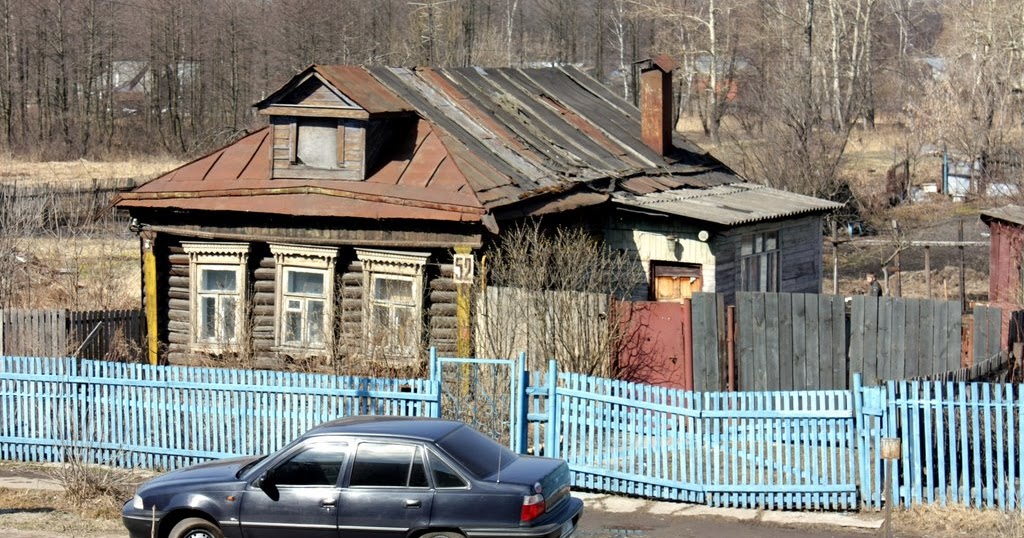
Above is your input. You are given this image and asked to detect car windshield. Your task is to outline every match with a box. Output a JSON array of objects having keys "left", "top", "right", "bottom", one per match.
[
  {"left": 236, "top": 456, "right": 266, "bottom": 478},
  {"left": 436, "top": 425, "right": 517, "bottom": 479}
]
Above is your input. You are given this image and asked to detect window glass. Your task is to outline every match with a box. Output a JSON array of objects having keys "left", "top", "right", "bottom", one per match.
[
  {"left": 200, "top": 297, "right": 216, "bottom": 339},
  {"left": 273, "top": 443, "right": 348, "bottom": 487},
  {"left": 288, "top": 270, "right": 325, "bottom": 295},
  {"left": 201, "top": 269, "right": 236, "bottom": 292},
  {"left": 436, "top": 425, "right": 517, "bottom": 479},
  {"left": 740, "top": 231, "right": 781, "bottom": 292},
  {"left": 308, "top": 300, "right": 325, "bottom": 344},
  {"left": 428, "top": 451, "right": 467, "bottom": 488},
  {"left": 280, "top": 267, "right": 329, "bottom": 348},
  {"left": 350, "top": 443, "right": 421, "bottom": 487}
]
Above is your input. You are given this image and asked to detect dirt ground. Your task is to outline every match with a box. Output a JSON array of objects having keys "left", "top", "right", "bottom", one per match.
[{"left": 0, "top": 459, "right": 1021, "bottom": 538}]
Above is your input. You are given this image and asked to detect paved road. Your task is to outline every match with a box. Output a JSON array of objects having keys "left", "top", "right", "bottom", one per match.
[{"left": 579, "top": 508, "right": 874, "bottom": 538}]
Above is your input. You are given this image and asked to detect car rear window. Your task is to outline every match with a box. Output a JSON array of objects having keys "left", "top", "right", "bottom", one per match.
[{"left": 436, "top": 425, "right": 517, "bottom": 479}]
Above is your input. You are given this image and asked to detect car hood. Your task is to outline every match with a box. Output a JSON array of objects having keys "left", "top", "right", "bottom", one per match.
[{"left": 140, "top": 456, "right": 261, "bottom": 491}]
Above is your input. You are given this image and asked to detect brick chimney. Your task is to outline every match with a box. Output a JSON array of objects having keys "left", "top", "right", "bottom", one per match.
[{"left": 639, "top": 55, "right": 677, "bottom": 156}]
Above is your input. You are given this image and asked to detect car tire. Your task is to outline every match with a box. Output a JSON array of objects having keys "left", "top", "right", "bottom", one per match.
[
  {"left": 168, "top": 517, "right": 223, "bottom": 538},
  {"left": 418, "top": 532, "right": 465, "bottom": 538}
]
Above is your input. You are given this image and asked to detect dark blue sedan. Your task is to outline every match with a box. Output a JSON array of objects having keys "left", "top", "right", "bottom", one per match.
[{"left": 122, "top": 416, "right": 583, "bottom": 538}]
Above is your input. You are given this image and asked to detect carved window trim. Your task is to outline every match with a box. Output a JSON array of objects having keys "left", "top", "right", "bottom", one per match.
[
  {"left": 355, "top": 249, "right": 430, "bottom": 361},
  {"left": 270, "top": 244, "right": 339, "bottom": 352},
  {"left": 181, "top": 242, "right": 250, "bottom": 353}
]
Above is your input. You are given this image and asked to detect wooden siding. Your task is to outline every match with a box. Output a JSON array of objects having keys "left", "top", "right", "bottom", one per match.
[
  {"left": 428, "top": 264, "right": 458, "bottom": 355},
  {"left": 270, "top": 116, "right": 367, "bottom": 181},
  {"left": 714, "top": 216, "right": 823, "bottom": 304},
  {"left": 164, "top": 243, "right": 191, "bottom": 364},
  {"left": 157, "top": 235, "right": 459, "bottom": 368},
  {"left": 603, "top": 216, "right": 717, "bottom": 301}
]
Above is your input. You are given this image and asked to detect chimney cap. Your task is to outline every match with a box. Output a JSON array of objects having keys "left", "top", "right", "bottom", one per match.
[{"left": 637, "top": 54, "right": 677, "bottom": 73}]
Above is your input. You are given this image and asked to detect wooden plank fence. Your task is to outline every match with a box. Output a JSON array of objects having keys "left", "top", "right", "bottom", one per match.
[
  {"left": 849, "top": 297, "right": 963, "bottom": 386},
  {"left": 684, "top": 294, "right": 1008, "bottom": 391},
  {"left": 736, "top": 292, "right": 847, "bottom": 391},
  {"left": 0, "top": 309, "right": 142, "bottom": 360}
]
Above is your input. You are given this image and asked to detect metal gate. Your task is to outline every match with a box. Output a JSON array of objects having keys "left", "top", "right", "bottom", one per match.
[{"left": 430, "top": 349, "right": 524, "bottom": 450}]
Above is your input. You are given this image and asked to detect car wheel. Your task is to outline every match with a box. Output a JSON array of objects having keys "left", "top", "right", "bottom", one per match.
[
  {"left": 168, "top": 517, "right": 223, "bottom": 538},
  {"left": 418, "top": 532, "right": 464, "bottom": 538}
]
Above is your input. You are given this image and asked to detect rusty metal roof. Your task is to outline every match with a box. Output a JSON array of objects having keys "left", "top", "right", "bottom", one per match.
[
  {"left": 981, "top": 205, "right": 1024, "bottom": 227},
  {"left": 118, "top": 64, "right": 839, "bottom": 226},
  {"left": 613, "top": 183, "right": 843, "bottom": 226}
]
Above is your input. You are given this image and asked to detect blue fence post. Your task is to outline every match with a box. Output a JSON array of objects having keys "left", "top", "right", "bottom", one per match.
[
  {"left": 428, "top": 347, "right": 441, "bottom": 418},
  {"left": 514, "top": 352, "right": 528, "bottom": 454},
  {"left": 852, "top": 373, "right": 868, "bottom": 509},
  {"left": 546, "top": 359, "right": 558, "bottom": 459}
]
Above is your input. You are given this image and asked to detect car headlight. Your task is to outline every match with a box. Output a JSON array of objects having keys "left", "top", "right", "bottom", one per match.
[{"left": 132, "top": 495, "right": 144, "bottom": 510}]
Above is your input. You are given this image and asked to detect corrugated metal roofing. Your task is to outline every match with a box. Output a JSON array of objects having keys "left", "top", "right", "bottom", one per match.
[
  {"left": 613, "top": 183, "right": 843, "bottom": 226},
  {"left": 118, "top": 63, "right": 840, "bottom": 225},
  {"left": 981, "top": 205, "right": 1024, "bottom": 227}
]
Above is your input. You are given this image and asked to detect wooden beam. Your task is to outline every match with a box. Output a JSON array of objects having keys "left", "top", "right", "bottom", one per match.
[{"left": 260, "top": 105, "right": 370, "bottom": 119}]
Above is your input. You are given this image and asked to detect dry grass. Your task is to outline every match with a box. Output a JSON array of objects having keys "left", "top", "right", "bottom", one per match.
[
  {"left": 894, "top": 504, "right": 1024, "bottom": 538},
  {"left": 9, "top": 236, "right": 139, "bottom": 310},
  {"left": 0, "top": 487, "right": 124, "bottom": 534},
  {"left": 0, "top": 157, "right": 180, "bottom": 186}
]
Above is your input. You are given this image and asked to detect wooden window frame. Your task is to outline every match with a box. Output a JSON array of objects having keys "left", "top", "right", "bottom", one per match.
[
  {"left": 181, "top": 242, "right": 250, "bottom": 353},
  {"left": 271, "top": 244, "right": 339, "bottom": 353},
  {"left": 739, "top": 230, "right": 781, "bottom": 292},
  {"left": 355, "top": 249, "right": 429, "bottom": 362}
]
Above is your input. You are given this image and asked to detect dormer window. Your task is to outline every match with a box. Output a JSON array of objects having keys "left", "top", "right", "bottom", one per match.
[
  {"left": 295, "top": 118, "right": 340, "bottom": 169},
  {"left": 257, "top": 66, "right": 414, "bottom": 182}
]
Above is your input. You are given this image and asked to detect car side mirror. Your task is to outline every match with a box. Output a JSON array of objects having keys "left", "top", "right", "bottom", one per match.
[
  {"left": 257, "top": 470, "right": 280, "bottom": 500},
  {"left": 258, "top": 470, "right": 275, "bottom": 490}
]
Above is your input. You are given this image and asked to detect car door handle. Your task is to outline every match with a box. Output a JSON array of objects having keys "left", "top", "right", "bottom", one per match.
[
  {"left": 404, "top": 499, "right": 421, "bottom": 508},
  {"left": 321, "top": 498, "right": 337, "bottom": 508}
]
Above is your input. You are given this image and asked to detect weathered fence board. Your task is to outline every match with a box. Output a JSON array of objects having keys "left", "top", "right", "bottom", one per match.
[
  {"left": 735, "top": 293, "right": 848, "bottom": 391},
  {"left": 0, "top": 309, "right": 141, "bottom": 360},
  {"left": 691, "top": 293, "right": 721, "bottom": 391},
  {"left": 972, "top": 305, "right": 1003, "bottom": 365},
  {"left": 848, "top": 297, "right": 964, "bottom": 385}
]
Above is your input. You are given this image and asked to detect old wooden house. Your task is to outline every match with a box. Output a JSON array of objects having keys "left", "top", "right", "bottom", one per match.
[{"left": 115, "top": 57, "right": 840, "bottom": 368}]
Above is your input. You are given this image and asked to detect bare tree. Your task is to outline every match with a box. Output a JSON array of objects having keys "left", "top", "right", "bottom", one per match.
[{"left": 474, "top": 222, "right": 645, "bottom": 375}]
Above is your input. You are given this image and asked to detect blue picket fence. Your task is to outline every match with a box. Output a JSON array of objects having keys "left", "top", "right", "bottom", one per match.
[
  {"left": 0, "top": 356, "right": 437, "bottom": 469},
  {"left": 1, "top": 353, "right": 1022, "bottom": 512}
]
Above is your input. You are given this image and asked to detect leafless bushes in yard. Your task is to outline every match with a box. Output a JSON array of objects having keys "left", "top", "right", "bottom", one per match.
[
  {"left": 49, "top": 454, "right": 139, "bottom": 518},
  {"left": 474, "top": 222, "right": 645, "bottom": 375}
]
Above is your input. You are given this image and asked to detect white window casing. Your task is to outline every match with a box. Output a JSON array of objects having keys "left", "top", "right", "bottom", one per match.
[
  {"left": 271, "top": 244, "right": 339, "bottom": 351},
  {"left": 181, "top": 242, "right": 250, "bottom": 352},
  {"left": 355, "top": 249, "right": 430, "bottom": 361}
]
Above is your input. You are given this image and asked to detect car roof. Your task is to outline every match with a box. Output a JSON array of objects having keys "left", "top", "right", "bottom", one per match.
[{"left": 305, "top": 416, "right": 466, "bottom": 442}]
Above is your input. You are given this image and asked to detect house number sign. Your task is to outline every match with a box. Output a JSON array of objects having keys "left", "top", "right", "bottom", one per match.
[{"left": 453, "top": 253, "right": 475, "bottom": 284}]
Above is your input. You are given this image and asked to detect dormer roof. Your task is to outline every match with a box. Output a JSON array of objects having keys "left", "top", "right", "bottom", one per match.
[{"left": 255, "top": 64, "right": 415, "bottom": 117}]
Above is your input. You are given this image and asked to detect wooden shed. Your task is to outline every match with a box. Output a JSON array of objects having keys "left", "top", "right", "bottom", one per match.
[{"left": 116, "top": 59, "right": 840, "bottom": 369}]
